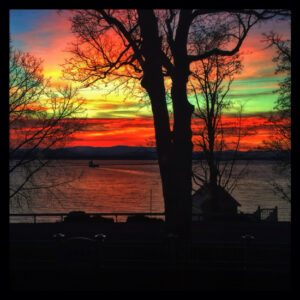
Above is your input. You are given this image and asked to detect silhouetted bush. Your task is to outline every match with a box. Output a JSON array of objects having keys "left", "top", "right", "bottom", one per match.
[
  {"left": 63, "top": 211, "right": 115, "bottom": 223},
  {"left": 90, "top": 215, "right": 114, "bottom": 224},
  {"left": 126, "top": 214, "right": 164, "bottom": 224},
  {"left": 202, "top": 213, "right": 257, "bottom": 222},
  {"left": 64, "top": 211, "right": 90, "bottom": 223}
]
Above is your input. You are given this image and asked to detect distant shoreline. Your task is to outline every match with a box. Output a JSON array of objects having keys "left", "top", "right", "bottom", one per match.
[{"left": 9, "top": 146, "right": 289, "bottom": 161}]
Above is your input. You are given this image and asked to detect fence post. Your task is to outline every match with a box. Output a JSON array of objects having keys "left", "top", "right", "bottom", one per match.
[
  {"left": 150, "top": 189, "right": 152, "bottom": 214},
  {"left": 258, "top": 206, "right": 261, "bottom": 221}
]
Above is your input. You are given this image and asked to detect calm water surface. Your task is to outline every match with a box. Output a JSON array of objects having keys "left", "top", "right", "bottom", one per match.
[{"left": 10, "top": 160, "right": 291, "bottom": 222}]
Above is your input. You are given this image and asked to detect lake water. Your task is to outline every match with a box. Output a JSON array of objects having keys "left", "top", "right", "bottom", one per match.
[{"left": 9, "top": 160, "right": 291, "bottom": 222}]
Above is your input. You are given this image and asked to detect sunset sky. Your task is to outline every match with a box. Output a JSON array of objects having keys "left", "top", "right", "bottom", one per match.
[{"left": 9, "top": 9, "right": 291, "bottom": 150}]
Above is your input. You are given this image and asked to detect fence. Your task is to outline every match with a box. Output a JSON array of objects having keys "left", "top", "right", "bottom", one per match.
[
  {"left": 254, "top": 206, "right": 278, "bottom": 222},
  {"left": 9, "top": 207, "right": 279, "bottom": 224},
  {"left": 9, "top": 212, "right": 165, "bottom": 224},
  {"left": 9, "top": 212, "right": 214, "bottom": 223}
]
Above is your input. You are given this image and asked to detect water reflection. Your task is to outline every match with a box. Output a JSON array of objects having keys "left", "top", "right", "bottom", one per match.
[{"left": 10, "top": 160, "right": 290, "bottom": 222}]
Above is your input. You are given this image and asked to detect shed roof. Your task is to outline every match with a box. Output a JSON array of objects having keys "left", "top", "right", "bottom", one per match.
[{"left": 192, "top": 184, "right": 241, "bottom": 209}]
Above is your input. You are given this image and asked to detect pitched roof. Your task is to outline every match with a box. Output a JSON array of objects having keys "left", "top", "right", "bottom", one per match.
[{"left": 192, "top": 184, "right": 241, "bottom": 208}]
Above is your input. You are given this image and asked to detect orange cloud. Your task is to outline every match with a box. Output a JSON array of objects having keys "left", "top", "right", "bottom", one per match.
[
  {"left": 10, "top": 112, "right": 281, "bottom": 151},
  {"left": 63, "top": 117, "right": 155, "bottom": 147},
  {"left": 191, "top": 115, "right": 279, "bottom": 151},
  {"left": 55, "top": 115, "right": 278, "bottom": 150}
]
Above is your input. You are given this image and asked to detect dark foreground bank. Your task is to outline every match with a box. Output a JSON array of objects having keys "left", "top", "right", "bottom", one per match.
[{"left": 10, "top": 221, "right": 291, "bottom": 291}]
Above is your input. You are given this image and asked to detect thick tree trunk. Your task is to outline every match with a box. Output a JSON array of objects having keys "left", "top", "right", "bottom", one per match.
[
  {"left": 138, "top": 10, "right": 194, "bottom": 239},
  {"left": 137, "top": 10, "right": 175, "bottom": 231},
  {"left": 168, "top": 10, "right": 195, "bottom": 239},
  {"left": 170, "top": 76, "right": 194, "bottom": 239}
]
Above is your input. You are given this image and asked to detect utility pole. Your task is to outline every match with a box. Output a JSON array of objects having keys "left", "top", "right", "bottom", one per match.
[{"left": 150, "top": 189, "right": 152, "bottom": 214}]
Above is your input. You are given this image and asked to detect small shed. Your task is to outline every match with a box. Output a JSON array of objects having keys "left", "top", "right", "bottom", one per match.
[{"left": 192, "top": 183, "right": 241, "bottom": 220}]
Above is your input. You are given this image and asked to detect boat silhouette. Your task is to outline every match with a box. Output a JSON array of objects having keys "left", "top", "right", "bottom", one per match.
[{"left": 89, "top": 160, "right": 99, "bottom": 168}]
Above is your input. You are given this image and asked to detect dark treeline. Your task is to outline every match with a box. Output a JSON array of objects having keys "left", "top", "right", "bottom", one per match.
[{"left": 9, "top": 146, "right": 288, "bottom": 161}]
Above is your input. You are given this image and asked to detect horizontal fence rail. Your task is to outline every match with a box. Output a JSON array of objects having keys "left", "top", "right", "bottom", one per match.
[
  {"left": 9, "top": 212, "right": 226, "bottom": 223},
  {"left": 9, "top": 212, "right": 167, "bottom": 223},
  {"left": 9, "top": 208, "right": 280, "bottom": 224}
]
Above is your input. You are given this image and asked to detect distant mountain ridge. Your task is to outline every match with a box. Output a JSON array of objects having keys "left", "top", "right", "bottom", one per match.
[{"left": 9, "top": 146, "right": 288, "bottom": 161}]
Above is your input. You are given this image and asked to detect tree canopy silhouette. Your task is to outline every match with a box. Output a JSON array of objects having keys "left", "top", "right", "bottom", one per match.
[
  {"left": 262, "top": 30, "right": 291, "bottom": 202},
  {"left": 190, "top": 53, "right": 248, "bottom": 197},
  {"left": 63, "top": 9, "right": 290, "bottom": 238},
  {"left": 9, "top": 45, "right": 85, "bottom": 204}
]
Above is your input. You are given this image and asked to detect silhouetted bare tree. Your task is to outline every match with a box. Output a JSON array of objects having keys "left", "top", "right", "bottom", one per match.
[
  {"left": 63, "top": 9, "right": 290, "bottom": 237},
  {"left": 9, "top": 45, "right": 85, "bottom": 205},
  {"left": 190, "top": 53, "right": 249, "bottom": 201},
  {"left": 262, "top": 30, "right": 291, "bottom": 201}
]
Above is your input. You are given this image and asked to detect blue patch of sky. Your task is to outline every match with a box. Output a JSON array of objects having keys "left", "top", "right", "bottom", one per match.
[
  {"left": 9, "top": 10, "right": 53, "bottom": 49},
  {"left": 254, "top": 17, "right": 290, "bottom": 38},
  {"left": 9, "top": 10, "right": 51, "bottom": 34}
]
